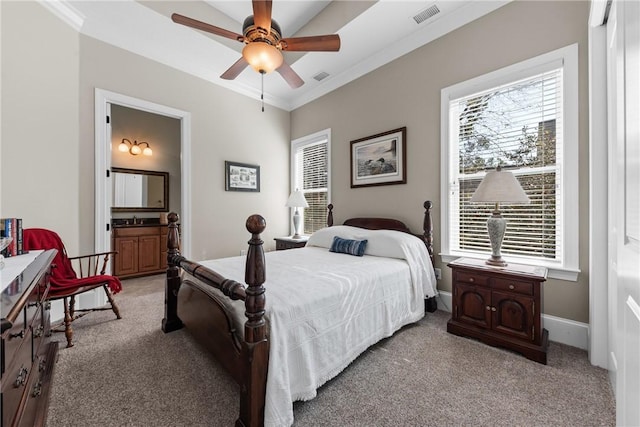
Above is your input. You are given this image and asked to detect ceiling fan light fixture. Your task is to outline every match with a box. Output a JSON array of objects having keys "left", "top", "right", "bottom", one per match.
[{"left": 242, "top": 42, "right": 283, "bottom": 74}]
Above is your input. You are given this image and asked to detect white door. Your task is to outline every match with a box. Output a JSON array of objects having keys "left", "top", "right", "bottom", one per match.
[{"left": 608, "top": 1, "right": 640, "bottom": 424}]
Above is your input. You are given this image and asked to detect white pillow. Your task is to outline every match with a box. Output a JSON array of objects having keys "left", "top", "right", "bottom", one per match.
[
  {"left": 308, "top": 226, "right": 425, "bottom": 261},
  {"left": 363, "top": 229, "right": 423, "bottom": 259},
  {"left": 306, "top": 225, "right": 368, "bottom": 249}
]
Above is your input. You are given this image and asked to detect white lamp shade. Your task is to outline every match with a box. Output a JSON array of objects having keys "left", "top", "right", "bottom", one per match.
[
  {"left": 470, "top": 168, "right": 530, "bottom": 204},
  {"left": 286, "top": 190, "right": 309, "bottom": 208}
]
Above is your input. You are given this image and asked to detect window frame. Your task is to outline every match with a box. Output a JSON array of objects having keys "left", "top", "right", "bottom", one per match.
[
  {"left": 440, "top": 44, "right": 579, "bottom": 281},
  {"left": 290, "top": 128, "right": 332, "bottom": 236}
]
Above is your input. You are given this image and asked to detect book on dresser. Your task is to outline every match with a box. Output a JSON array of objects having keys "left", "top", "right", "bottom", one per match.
[{"left": 1, "top": 217, "right": 24, "bottom": 257}]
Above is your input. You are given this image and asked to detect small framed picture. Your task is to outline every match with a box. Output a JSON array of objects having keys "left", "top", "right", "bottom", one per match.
[
  {"left": 225, "top": 161, "right": 260, "bottom": 192},
  {"left": 350, "top": 127, "right": 407, "bottom": 188}
]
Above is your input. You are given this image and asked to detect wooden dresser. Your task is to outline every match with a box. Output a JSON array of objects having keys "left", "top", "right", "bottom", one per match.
[
  {"left": 1, "top": 249, "right": 58, "bottom": 427},
  {"left": 447, "top": 257, "right": 549, "bottom": 364},
  {"left": 112, "top": 225, "right": 168, "bottom": 278}
]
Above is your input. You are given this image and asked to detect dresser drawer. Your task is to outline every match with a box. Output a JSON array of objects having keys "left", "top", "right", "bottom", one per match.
[
  {"left": 1, "top": 331, "right": 33, "bottom": 427},
  {"left": 492, "top": 277, "right": 534, "bottom": 296},
  {"left": 3, "top": 316, "right": 29, "bottom": 375},
  {"left": 21, "top": 342, "right": 58, "bottom": 427},
  {"left": 30, "top": 308, "right": 46, "bottom": 359},
  {"left": 454, "top": 270, "right": 490, "bottom": 286}
]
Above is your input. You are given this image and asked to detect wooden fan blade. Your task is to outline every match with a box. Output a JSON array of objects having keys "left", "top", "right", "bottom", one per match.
[
  {"left": 221, "top": 57, "right": 249, "bottom": 80},
  {"left": 277, "top": 62, "right": 304, "bottom": 89},
  {"left": 171, "top": 13, "right": 244, "bottom": 42},
  {"left": 252, "top": 0, "right": 272, "bottom": 35},
  {"left": 280, "top": 35, "right": 340, "bottom": 52}
]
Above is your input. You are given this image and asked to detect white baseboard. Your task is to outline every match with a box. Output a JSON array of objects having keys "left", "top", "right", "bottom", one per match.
[{"left": 435, "top": 291, "right": 589, "bottom": 350}]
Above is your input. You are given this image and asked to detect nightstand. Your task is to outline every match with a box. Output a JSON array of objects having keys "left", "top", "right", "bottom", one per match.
[
  {"left": 274, "top": 236, "right": 308, "bottom": 250},
  {"left": 447, "top": 257, "right": 549, "bottom": 364}
]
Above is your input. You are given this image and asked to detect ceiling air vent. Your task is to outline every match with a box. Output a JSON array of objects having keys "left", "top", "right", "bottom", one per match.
[
  {"left": 413, "top": 4, "right": 440, "bottom": 24},
  {"left": 313, "top": 71, "right": 330, "bottom": 82}
]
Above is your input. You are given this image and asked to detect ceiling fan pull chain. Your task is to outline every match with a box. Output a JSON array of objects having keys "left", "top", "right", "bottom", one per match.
[{"left": 261, "top": 71, "right": 265, "bottom": 112}]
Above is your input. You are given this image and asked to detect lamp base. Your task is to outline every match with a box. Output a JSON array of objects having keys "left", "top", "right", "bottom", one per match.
[
  {"left": 486, "top": 212, "right": 508, "bottom": 267},
  {"left": 292, "top": 209, "right": 303, "bottom": 240},
  {"left": 485, "top": 255, "right": 508, "bottom": 267}
]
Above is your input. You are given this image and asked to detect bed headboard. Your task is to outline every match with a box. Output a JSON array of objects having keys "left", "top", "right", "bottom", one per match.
[{"left": 326, "top": 201, "right": 435, "bottom": 267}]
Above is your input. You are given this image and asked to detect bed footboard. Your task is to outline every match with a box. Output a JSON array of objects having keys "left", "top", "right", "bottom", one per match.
[{"left": 162, "top": 213, "right": 268, "bottom": 427}]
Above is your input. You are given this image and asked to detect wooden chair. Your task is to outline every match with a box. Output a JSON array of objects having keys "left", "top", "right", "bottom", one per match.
[{"left": 23, "top": 228, "right": 122, "bottom": 348}]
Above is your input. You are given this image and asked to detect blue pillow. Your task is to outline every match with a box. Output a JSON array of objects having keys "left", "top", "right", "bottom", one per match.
[{"left": 329, "top": 236, "right": 368, "bottom": 257}]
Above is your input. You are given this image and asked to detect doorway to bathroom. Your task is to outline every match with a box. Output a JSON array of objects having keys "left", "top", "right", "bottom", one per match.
[{"left": 94, "top": 89, "right": 192, "bottom": 290}]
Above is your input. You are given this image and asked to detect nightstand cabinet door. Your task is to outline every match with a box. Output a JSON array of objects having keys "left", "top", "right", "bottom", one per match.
[
  {"left": 491, "top": 290, "right": 535, "bottom": 341},
  {"left": 455, "top": 282, "right": 492, "bottom": 329}
]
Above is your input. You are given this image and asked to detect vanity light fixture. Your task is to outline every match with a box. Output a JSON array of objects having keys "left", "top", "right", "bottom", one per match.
[{"left": 118, "top": 138, "right": 152, "bottom": 156}]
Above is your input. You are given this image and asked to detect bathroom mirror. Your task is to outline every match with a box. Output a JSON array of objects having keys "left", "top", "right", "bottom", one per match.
[{"left": 111, "top": 167, "right": 169, "bottom": 212}]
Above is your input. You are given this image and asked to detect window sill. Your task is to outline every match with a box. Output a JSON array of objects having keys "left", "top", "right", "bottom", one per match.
[{"left": 439, "top": 253, "right": 580, "bottom": 282}]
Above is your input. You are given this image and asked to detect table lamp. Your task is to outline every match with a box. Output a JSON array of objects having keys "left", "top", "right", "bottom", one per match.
[
  {"left": 286, "top": 189, "right": 309, "bottom": 239},
  {"left": 470, "top": 166, "right": 530, "bottom": 267}
]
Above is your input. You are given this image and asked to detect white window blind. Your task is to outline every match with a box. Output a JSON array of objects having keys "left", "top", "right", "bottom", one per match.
[
  {"left": 292, "top": 130, "right": 331, "bottom": 235},
  {"left": 452, "top": 70, "right": 562, "bottom": 260},
  {"left": 441, "top": 44, "right": 579, "bottom": 279}
]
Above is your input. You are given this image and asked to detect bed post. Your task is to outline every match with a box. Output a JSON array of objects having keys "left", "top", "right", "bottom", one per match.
[
  {"left": 423, "top": 200, "right": 434, "bottom": 261},
  {"left": 162, "top": 212, "right": 184, "bottom": 333},
  {"left": 238, "top": 215, "right": 269, "bottom": 427},
  {"left": 423, "top": 201, "right": 438, "bottom": 313},
  {"left": 327, "top": 204, "right": 334, "bottom": 227}
]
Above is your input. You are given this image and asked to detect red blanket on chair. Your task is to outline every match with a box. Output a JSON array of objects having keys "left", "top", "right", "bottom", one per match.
[{"left": 23, "top": 228, "right": 122, "bottom": 294}]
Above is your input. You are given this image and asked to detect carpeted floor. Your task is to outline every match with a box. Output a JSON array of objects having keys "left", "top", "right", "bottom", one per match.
[{"left": 46, "top": 274, "right": 615, "bottom": 426}]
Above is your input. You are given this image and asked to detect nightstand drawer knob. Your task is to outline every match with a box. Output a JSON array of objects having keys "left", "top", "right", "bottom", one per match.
[
  {"left": 509, "top": 284, "right": 515, "bottom": 290},
  {"left": 468, "top": 277, "right": 475, "bottom": 283}
]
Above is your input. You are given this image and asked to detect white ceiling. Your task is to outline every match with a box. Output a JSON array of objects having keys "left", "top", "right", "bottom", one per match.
[{"left": 42, "top": 0, "right": 510, "bottom": 111}]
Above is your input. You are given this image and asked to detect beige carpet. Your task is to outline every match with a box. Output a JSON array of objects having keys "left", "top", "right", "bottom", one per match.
[{"left": 46, "top": 274, "right": 615, "bottom": 426}]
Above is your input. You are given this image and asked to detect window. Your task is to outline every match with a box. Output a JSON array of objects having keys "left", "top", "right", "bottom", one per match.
[
  {"left": 441, "top": 44, "right": 579, "bottom": 280},
  {"left": 291, "top": 129, "right": 331, "bottom": 235}
]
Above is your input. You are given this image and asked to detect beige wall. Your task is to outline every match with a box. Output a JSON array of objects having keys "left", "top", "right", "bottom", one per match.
[
  {"left": 291, "top": 1, "right": 591, "bottom": 322},
  {"left": 111, "top": 104, "right": 182, "bottom": 219},
  {"left": 1, "top": 1, "right": 291, "bottom": 262},
  {"left": 1, "top": 1, "right": 81, "bottom": 255}
]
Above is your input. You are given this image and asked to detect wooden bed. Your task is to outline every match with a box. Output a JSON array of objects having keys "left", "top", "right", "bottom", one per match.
[{"left": 162, "top": 201, "right": 436, "bottom": 427}]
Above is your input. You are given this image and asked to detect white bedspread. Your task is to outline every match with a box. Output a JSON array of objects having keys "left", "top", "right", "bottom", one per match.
[{"left": 199, "top": 229, "right": 436, "bottom": 427}]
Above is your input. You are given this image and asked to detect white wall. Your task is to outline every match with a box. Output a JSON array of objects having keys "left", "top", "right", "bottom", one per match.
[{"left": 1, "top": 1, "right": 81, "bottom": 254}]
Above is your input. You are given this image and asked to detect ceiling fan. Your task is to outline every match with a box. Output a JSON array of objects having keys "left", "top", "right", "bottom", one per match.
[{"left": 171, "top": 0, "right": 341, "bottom": 89}]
